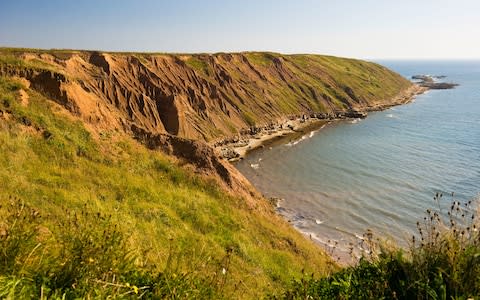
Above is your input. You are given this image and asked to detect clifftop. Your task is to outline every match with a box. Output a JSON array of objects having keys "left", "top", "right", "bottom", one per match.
[{"left": 0, "top": 48, "right": 411, "bottom": 143}]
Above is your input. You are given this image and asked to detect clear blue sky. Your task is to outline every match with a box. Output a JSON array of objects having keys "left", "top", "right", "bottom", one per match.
[{"left": 1, "top": 0, "right": 479, "bottom": 59}]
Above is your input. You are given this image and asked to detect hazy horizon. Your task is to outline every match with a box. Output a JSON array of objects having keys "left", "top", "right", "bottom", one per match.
[
  {"left": 1, "top": 0, "right": 479, "bottom": 60},
  {"left": 2, "top": 46, "right": 480, "bottom": 62}
]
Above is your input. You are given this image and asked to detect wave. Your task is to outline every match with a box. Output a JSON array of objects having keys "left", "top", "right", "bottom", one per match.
[
  {"left": 386, "top": 113, "right": 400, "bottom": 119},
  {"left": 285, "top": 127, "right": 325, "bottom": 146},
  {"left": 285, "top": 136, "right": 306, "bottom": 146}
]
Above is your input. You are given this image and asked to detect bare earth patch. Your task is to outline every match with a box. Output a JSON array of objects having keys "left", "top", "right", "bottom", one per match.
[{"left": 19, "top": 89, "right": 29, "bottom": 106}]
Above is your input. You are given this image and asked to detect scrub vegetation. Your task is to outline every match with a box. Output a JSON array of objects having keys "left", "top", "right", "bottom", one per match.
[{"left": 275, "top": 194, "right": 480, "bottom": 299}]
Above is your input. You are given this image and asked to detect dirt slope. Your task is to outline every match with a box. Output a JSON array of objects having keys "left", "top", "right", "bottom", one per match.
[{"left": 0, "top": 49, "right": 411, "bottom": 143}]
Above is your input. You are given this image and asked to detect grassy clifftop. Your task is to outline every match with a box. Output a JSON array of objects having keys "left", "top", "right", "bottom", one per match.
[{"left": 0, "top": 48, "right": 411, "bottom": 141}]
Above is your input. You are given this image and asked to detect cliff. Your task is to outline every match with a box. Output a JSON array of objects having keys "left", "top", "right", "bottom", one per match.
[{"left": 0, "top": 48, "right": 412, "bottom": 143}]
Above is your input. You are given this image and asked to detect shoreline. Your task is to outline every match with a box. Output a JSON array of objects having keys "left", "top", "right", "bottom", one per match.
[
  {"left": 228, "top": 118, "right": 330, "bottom": 160},
  {"left": 229, "top": 83, "right": 428, "bottom": 266},
  {"left": 214, "top": 84, "right": 427, "bottom": 161}
]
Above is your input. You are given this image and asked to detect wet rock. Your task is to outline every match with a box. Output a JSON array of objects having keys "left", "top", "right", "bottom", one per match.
[{"left": 412, "top": 74, "right": 458, "bottom": 89}]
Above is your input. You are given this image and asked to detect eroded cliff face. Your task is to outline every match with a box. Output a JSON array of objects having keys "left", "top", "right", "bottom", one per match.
[
  {"left": 0, "top": 49, "right": 412, "bottom": 190},
  {"left": 0, "top": 50, "right": 411, "bottom": 142}
]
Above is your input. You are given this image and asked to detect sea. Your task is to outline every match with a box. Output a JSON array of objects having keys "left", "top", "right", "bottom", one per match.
[{"left": 234, "top": 60, "right": 480, "bottom": 262}]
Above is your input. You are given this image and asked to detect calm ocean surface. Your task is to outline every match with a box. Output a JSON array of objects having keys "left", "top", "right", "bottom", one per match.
[{"left": 235, "top": 61, "right": 480, "bottom": 260}]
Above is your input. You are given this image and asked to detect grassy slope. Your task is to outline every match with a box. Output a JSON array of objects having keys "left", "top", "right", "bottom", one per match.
[{"left": 0, "top": 76, "right": 333, "bottom": 298}]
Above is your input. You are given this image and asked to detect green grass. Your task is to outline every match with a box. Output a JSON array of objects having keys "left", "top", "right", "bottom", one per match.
[
  {"left": 0, "top": 198, "right": 222, "bottom": 299},
  {"left": 0, "top": 53, "right": 59, "bottom": 73},
  {"left": 185, "top": 56, "right": 209, "bottom": 72},
  {"left": 0, "top": 76, "right": 333, "bottom": 298},
  {"left": 242, "top": 111, "right": 256, "bottom": 127},
  {"left": 244, "top": 52, "right": 276, "bottom": 67}
]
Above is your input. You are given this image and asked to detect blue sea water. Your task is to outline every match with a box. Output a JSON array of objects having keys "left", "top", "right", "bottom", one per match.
[{"left": 235, "top": 61, "right": 480, "bottom": 261}]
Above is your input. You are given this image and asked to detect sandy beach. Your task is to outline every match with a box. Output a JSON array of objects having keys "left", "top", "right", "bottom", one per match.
[{"left": 232, "top": 118, "right": 329, "bottom": 159}]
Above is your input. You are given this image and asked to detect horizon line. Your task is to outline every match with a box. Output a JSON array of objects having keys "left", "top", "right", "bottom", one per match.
[{"left": 1, "top": 45, "right": 480, "bottom": 61}]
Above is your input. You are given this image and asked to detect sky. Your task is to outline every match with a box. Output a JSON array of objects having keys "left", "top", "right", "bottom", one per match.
[{"left": 1, "top": 0, "right": 479, "bottom": 59}]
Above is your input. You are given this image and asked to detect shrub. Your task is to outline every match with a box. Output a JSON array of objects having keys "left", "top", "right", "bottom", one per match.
[{"left": 275, "top": 194, "right": 480, "bottom": 300}]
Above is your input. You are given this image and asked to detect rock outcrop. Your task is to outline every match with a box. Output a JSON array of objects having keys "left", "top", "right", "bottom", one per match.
[{"left": 412, "top": 74, "right": 459, "bottom": 89}]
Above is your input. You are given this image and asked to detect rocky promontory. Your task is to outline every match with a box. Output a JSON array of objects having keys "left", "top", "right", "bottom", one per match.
[{"left": 412, "top": 74, "right": 459, "bottom": 89}]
